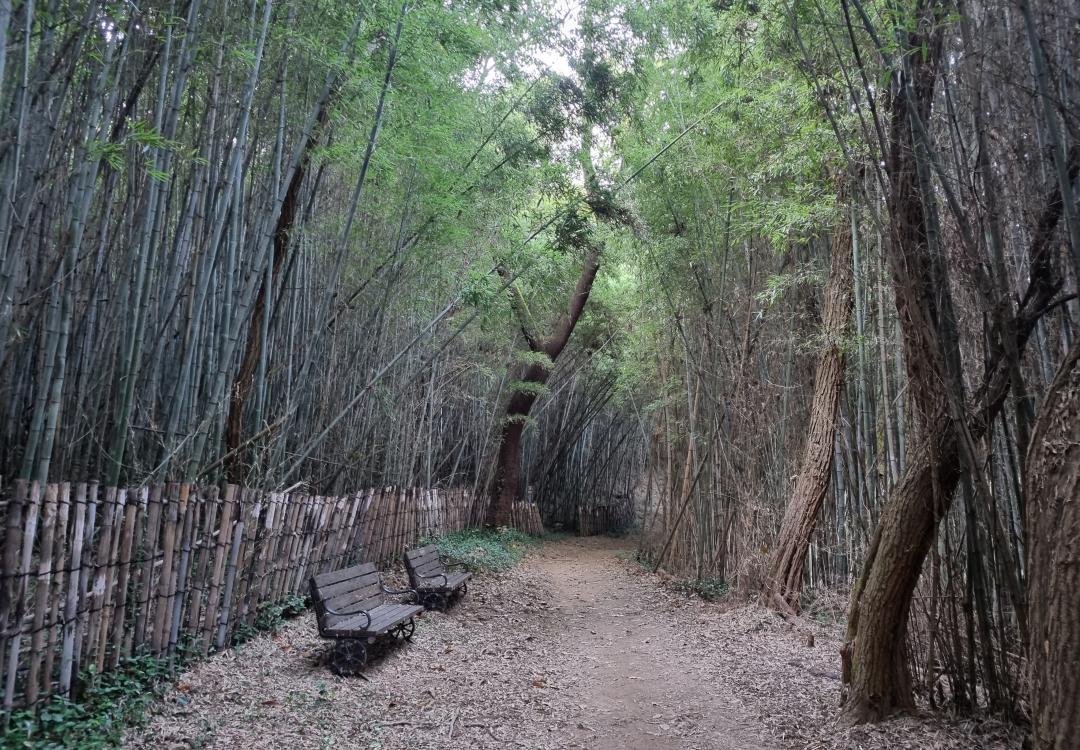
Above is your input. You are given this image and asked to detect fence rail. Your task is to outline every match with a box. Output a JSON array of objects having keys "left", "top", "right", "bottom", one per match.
[{"left": 0, "top": 480, "right": 495, "bottom": 713}]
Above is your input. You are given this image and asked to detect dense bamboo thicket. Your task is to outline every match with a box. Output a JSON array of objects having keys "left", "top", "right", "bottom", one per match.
[{"left": 1, "top": 0, "right": 1077, "bottom": 740}]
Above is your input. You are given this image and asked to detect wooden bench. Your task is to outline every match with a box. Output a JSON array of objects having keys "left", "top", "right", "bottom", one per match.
[
  {"left": 403, "top": 545, "right": 472, "bottom": 610},
  {"left": 309, "top": 562, "right": 423, "bottom": 675}
]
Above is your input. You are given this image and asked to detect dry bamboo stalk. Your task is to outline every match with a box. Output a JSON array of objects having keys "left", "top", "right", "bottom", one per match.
[
  {"left": 187, "top": 486, "right": 219, "bottom": 634},
  {"left": 355, "top": 488, "right": 376, "bottom": 560},
  {"left": 58, "top": 484, "right": 87, "bottom": 696},
  {"left": 352, "top": 491, "right": 369, "bottom": 564},
  {"left": 71, "top": 484, "right": 98, "bottom": 687},
  {"left": 201, "top": 485, "right": 237, "bottom": 655},
  {"left": 234, "top": 491, "right": 263, "bottom": 628},
  {"left": 333, "top": 493, "right": 357, "bottom": 569},
  {"left": 282, "top": 493, "right": 305, "bottom": 594},
  {"left": 94, "top": 489, "right": 127, "bottom": 673},
  {"left": 121, "top": 487, "right": 150, "bottom": 656},
  {"left": 25, "top": 483, "right": 59, "bottom": 706},
  {"left": 333, "top": 493, "right": 357, "bottom": 570},
  {"left": 308, "top": 497, "right": 328, "bottom": 579},
  {"left": 256, "top": 492, "right": 280, "bottom": 603},
  {"left": 133, "top": 484, "right": 163, "bottom": 647},
  {"left": 354, "top": 488, "right": 376, "bottom": 559},
  {"left": 151, "top": 484, "right": 180, "bottom": 654},
  {"left": 286, "top": 494, "right": 313, "bottom": 594},
  {"left": 215, "top": 509, "right": 246, "bottom": 649},
  {"left": 375, "top": 488, "right": 392, "bottom": 562},
  {"left": 84, "top": 486, "right": 116, "bottom": 675},
  {"left": 3, "top": 481, "right": 41, "bottom": 712},
  {"left": 168, "top": 484, "right": 196, "bottom": 656},
  {"left": 272, "top": 492, "right": 302, "bottom": 598},
  {"left": 333, "top": 493, "right": 350, "bottom": 569},
  {"left": 310, "top": 495, "right": 333, "bottom": 575},
  {"left": 309, "top": 495, "right": 332, "bottom": 575},
  {"left": 290, "top": 495, "right": 313, "bottom": 592},
  {"left": 0, "top": 479, "right": 28, "bottom": 713},
  {"left": 108, "top": 492, "right": 139, "bottom": 666},
  {"left": 371, "top": 489, "right": 386, "bottom": 563},
  {"left": 43, "top": 483, "right": 72, "bottom": 696}
]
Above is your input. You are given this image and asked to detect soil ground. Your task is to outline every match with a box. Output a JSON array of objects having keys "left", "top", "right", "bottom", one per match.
[{"left": 126, "top": 536, "right": 1023, "bottom": 750}]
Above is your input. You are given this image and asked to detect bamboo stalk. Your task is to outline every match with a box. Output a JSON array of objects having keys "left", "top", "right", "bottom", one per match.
[
  {"left": 42, "top": 483, "right": 71, "bottom": 700},
  {"left": 94, "top": 489, "right": 127, "bottom": 672},
  {"left": 59, "top": 484, "right": 87, "bottom": 695},
  {"left": 25, "top": 483, "right": 59, "bottom": 705},
  {"left": 201, "top": 485, "right": 237, "bottom": 655}
]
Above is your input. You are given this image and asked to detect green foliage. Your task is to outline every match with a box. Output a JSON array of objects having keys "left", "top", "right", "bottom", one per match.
[
  {"left": 423, "top": 527, "right": 540, "bottom": 573},
  {"left": 507, "top": 379, "right": 550, "bottom": 396},
  {"left": 0, "top": 654, "right": 179, "bottom": 750},
  {"left": 755, "top": 262, "right": 825, "bottom": 306},
  {"left": 235, "top": 593, "right": 308, "bottom": 645},
  {"left": 672, "top": 576, "right": 730, "bottom": 602}
]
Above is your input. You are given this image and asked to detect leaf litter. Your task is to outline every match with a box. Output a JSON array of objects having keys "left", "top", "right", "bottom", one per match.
[{"left": 124, "top": 537, "right": 1024, "bottom": 750}]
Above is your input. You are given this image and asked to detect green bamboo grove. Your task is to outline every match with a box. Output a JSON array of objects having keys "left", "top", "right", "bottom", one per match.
[{"left": 0, "top": 0, "right": 1077, "bottom": 744}]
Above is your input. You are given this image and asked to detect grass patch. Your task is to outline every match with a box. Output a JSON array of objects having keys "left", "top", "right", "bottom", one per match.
[
  {"left": 425, "top": 527, "right": 541, "bottom": 573},
  {"left": 671, "top": 576, "right": 730, "bottom": 602}
]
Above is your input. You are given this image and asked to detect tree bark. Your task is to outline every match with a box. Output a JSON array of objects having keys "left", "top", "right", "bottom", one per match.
[
  {"left": 839, "top": 28, "right": 1077, "bottom": 722},
  {"left": 1025, "top": 338, "right": 1080, "bottom": 750},
  {"left": 487, "top": 244, "right": 602, "bottom": 527},
  {"left": 766, "top": 209, "right": 853, "bottom": 613},
  {"left": 840, "top": 5, "right": 956, "bottom": 722},
  {"left": 224, "top": 126, "right": 312, "bottom": 483}
]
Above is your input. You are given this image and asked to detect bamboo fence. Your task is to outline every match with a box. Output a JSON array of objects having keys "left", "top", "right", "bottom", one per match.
[
  {"left": 577, "top": 503, "right": 631, "bottom": 537},
  {"left": 0, "top": 480, "right": 496, "bottom": 713}
]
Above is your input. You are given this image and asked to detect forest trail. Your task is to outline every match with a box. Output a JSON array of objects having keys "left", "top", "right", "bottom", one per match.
[
  {"left": 532, "top": 538, "right": 771, "bottom": 750},
  {"left": 127, "top": 538, "right": 1017, "bottom": 750}
]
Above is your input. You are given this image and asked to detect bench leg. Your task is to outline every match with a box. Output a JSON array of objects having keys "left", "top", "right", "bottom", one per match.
[
  {"left": 328, "top": 638, "right": 367, "bottom": 676},
  {"left": 391, "top": 618, "right": 416, "bottom": 642},
  {"left": 421, "top": 592, "right": 447, "bottom": 611},
  {"left": 457, "top": 582, "right": 468, "bottom": 599}
]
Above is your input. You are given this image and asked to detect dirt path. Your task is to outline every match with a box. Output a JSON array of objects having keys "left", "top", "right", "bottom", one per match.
[
  {"left": 127, "top": 537, "right": 1022, "bottom": 750},
  {"left": 532, "top": 538, "right": 770, "bottom": 749}
]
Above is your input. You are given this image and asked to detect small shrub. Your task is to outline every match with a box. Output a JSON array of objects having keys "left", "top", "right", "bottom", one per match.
[
  {"left": 672, "top": 576, "right": 730, "bottom": 602},
  {"left": 255, "top": 593, "right": 307, "bottom": 634},
  {"left": 424, "top": 527, "right": 540, "bottom": 573},
  {"left": 0, "top": 654, "right": 177, "bottom": 750}
]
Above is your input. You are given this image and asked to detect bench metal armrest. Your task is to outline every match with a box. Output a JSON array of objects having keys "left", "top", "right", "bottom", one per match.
[
  {"left": 321, "top": 603, "right": 371, "bottom": 630},
  {"left": 381, "top": 582, "right": 419, "bottom": 602}
]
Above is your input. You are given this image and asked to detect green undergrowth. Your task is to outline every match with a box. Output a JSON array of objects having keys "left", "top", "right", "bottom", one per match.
[
  {"left": 425, "top": 527, "right": 544, "bottom": 573},
  {"left": 671, "top": 576, "right": 730, "bottom": 602},
  {"left": 2, "top": 593, "right": 307, "bottom": 750},
  {"left": 628, "top": 549, "right": 731, "bottom": 602},
  {"left": 0, "top": 653, "right": 181, "bottom": 750}
]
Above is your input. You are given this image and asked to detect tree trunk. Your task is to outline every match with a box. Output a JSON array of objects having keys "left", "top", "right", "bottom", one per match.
[
  {"left": 1025, "top": 338, "right": 1080, "bottom": 750},
  {"left": 840, "top": 6, "right": 954, "bottom": 722},
  {"left": 487, "top": 244, "right": 601, "bottom": 527},
  {"left": 224, "top": 129, "right": 311, "bottom": 483},
  {"left": 766, "top": 207, "right": 853, "bottom": 613},
  {"left": 839, "top": 19, "right": 1075, "bottom": 722}
]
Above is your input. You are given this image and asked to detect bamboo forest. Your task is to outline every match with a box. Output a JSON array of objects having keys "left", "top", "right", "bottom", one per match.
[{"left": 0, "top": 0, "right": 1077, "bottom": 747}]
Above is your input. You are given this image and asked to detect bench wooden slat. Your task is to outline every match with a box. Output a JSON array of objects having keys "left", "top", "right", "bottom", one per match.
[
  {"left": 317, "top": 570, "right": 381, "bottom": 601},
  {"left": 325, "top": 603, "right": 423, "bottom": 638},
  {"left": 404, "top": 545, "right": 438, "bottom": 561},
  {"left": 313, "top": 562, "right": 376, "bottom": 588},
  {"left": 416, "top": 571, "right": 471, "bottom": 590},
  {"left": 322, "top": 586, "right": 384, "bottom": 621},
  {"left": 406, "top": 553, "right": 438, "bottom": 570},
  {"left": 413, "top": 558, "right": 443, "bottom": 576}
]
